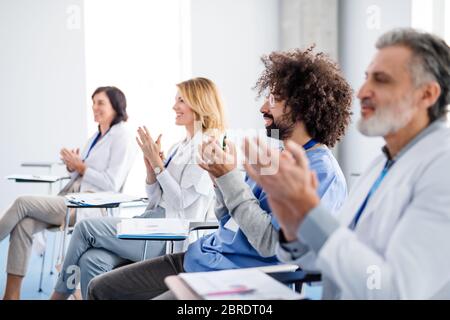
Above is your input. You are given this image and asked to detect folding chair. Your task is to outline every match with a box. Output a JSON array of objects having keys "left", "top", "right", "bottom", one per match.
[
  {"left": 7, "top": 162, "right": 68, "bottom": 292},
  {"left": 120, "top": 220, "right": 220, "bottom": 261},
  {"left": 39, "top": 156, "right": 139, "bottom": 292},
  {"left": 266, "top": 270, "right": 322, "bottom": 294}
]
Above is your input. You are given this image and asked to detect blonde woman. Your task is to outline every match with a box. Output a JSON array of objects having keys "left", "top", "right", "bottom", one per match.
[{"left": 50, "top": 77, "right": 226, "bottom": 300}]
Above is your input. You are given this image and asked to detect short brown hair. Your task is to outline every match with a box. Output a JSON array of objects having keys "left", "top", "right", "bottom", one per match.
[
  {"left": 92, "top": 86, "right": 128, "bottom": 126},
  {"left": 255, "top": 47, "right": 352, "bottom": 147}
]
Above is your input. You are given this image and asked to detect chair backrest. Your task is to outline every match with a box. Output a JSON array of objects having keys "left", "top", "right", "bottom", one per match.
[{"left": 119, "top": 147, "right": 139, "bottom": 193}]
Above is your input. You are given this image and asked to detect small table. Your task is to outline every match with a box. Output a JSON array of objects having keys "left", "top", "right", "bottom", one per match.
[
  {"left": 9, "top": 175, "right": 69, "bottom": 193},
  {"left": 21, "top": 161, "right": 64, "bottom": 169},
  {"left": 165, "top": 270, "right": 322, "bottom": 300},
  {"left": 165, "top": 275, "right": 201, "bottom": 300},
  {"left": 58, "top": 199, "right": 146, "bottom": 263}
]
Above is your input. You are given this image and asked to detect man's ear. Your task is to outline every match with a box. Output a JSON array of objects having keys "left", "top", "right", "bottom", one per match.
[{"left": 419, "top": 81, "right": 441, "bottom": 111}]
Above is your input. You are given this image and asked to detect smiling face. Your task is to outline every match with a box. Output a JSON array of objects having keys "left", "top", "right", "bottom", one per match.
[
  {"left": 357, "top": 46, "right": 424, "bottom": 137},
  {"left": 92, "top": 91, "right": 117, "bottom": 127},
  {"left": 259, "top": 95, "right": 295, "bottom": 140},
  {"left": 173, "top": 91, "right": 195, "bottom": 127}
]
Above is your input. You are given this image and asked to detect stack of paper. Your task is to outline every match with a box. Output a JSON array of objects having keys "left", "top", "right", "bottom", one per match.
[
  {"left": 117, "top": 218, "right": 189, "bottom": 240},
  {"left": 65, "top": 192, "right": 142, "bottom": 206},
  {"left": 6, "top": 174, "right": 67, "bottom": 183},
  {"left": 179, "top": 268, "right": 302, "bottom": 300}
]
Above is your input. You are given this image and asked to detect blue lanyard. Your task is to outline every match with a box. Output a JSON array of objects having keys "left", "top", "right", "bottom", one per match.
[
  {"left": 83, "top": 132, "right": 101, "bottom": 161},
  {"left": 348, "top": 159, "right": 395, "bottom": 230},
  {"left": 303, "top": 139, "right": 318, "bottom": 150},
  {"left": 83, "top": 128, "right": 110, "bottom": 161},
  {"left": 164, "top": 147, "right": 179, "bottom": 168}
]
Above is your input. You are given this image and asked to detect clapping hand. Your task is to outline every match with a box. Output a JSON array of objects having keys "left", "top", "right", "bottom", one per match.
[
  {"left": 198, "top": 137, "right": 237, "bottom": 179},
  {"left": 242, "top": 137, "right": 320, "bottom": 239},
  {"left": 136, "top": 126, "right": 164, "bottom": 170},
  {"left": 60, "top": 148, "right": 86, "bottom": 175}
]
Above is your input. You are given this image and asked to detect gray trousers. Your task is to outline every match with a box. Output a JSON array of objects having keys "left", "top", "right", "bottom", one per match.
[
  {"left": 87, "top": 252, "right": 185, "bottom": 300},
  {"left": 54, "top": 209, "right": 167, "bottom": 299},
  {"left": 0, "top": 195, "right": 67, "bottom": 276}
]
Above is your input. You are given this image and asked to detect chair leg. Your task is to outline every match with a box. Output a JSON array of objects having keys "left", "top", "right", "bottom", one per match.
[
  {"left": 141, "top": 240, "right": 148, "bottom": 261},
  {"left": 38, "top": 249, "right": 46, "bottom": 292},
  {"left": 169, "top": 241, "right": 174, "bottom": 254},
  {"left": 57, "top": 207, "right": 71, "bottom": 266},
  {"left": 49, "top": 231, "right": 58, "bottom": 275},
  {"left": 294, "top": 282, "right": 303, "bottom": 293},
  {"left": 56, "top": 229, "right": 64, "bottom": 268}
]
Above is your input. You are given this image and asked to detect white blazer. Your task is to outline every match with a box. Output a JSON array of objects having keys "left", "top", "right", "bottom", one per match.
[
  {"left": 145, "top": 132, "right": 214, "bottom": 221},
  {"left": 281, "top": 120, "right": 450, "bottom": 299},
  {"left": 144, "top": 133, "right": 215, "bottom": 253},
  {"left": 68, "top": 121, "right": 137, "bottom": 193}
]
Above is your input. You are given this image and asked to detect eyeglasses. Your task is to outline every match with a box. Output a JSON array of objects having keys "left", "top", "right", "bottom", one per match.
[{"left": 267, "top": 93, "right": 276, "bottom": 108}]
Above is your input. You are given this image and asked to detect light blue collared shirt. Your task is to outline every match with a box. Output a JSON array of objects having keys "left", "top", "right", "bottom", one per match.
[{"left": 183, "top": 146, "right": 347, "bottom": 272}]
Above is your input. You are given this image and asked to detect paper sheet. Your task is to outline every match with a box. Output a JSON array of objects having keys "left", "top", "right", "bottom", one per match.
[
  {"left": 179, "top": 268, "right": 302, "bottom": 300},
  {"left": 117, "top": 218, "right": 190, "bottom": 238}
]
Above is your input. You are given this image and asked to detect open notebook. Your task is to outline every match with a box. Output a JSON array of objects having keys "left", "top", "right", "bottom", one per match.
[
  {"left": 65, "top": 192, "right": 143, "bottom": 206},
  {"left": 178, "top": 268, "right": 302, "bottom": 300},
  {"left": 117, "top": 218, "right": 190, "bottom": 240}
]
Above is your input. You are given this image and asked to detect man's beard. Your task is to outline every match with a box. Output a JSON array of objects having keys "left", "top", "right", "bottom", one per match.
[
  {"left": 357, "top": 95, "right": 415, "bottom": 137},
  {"left": 264, "top": 113, "right": 296, "bottom": 140}
]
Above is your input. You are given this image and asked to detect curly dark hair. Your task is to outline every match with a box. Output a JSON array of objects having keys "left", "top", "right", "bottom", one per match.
[{"left": 255, "top": 47, "right": 353, "bottom": 147}]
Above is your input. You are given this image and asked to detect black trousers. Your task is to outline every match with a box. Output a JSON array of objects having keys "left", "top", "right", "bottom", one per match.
[{"left": 87, "top": 252, "right": 185, "bottom": 300}]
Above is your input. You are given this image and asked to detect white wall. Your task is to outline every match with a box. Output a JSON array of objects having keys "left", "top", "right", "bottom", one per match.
[
  {"left": 0, "top": 0, "right": 87, "bottom": 209},
  {"left": 83, "top": 0, "right": 187, "bottom": 197},
  {"left": 280, "top": 0, "right": 338, "bottom": 60},
  {"left": 0, "top": 0, "right": 280, "bottom": 212},
  {"left": 338, "top": 0, "right": 412, "bottom": 189},
  {"left": 190, "top": 0, "right": 280, "bottom": 132}
]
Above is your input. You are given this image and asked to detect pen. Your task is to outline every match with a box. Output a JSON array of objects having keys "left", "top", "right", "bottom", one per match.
[{"left": 205, "top": 287, "right": 255, "bottom": 297}]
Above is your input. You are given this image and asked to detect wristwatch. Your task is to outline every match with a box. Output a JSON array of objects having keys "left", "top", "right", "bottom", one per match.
[{"left": 153, "top": 166, "right": 163, "bottom": 176}]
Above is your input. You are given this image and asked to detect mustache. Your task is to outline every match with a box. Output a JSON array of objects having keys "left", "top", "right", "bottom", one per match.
[
  {"left": 262, "top": 112, "right": 274, "bottom": 120},
  {"left": 360, "top": 98, "right": 375, "bottom": 108}
]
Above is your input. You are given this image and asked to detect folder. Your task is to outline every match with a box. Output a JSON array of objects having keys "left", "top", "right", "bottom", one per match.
[
  {"left": 65, "top": 192, "right": 143, "bottom": 207},
  {"left": 117, "top": 218, "right": 189, "bottom": 240}
]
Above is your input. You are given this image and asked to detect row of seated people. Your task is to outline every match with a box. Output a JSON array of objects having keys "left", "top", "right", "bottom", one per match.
[{"left": 1, "top": 27, "right": 450, "bottom": 300}]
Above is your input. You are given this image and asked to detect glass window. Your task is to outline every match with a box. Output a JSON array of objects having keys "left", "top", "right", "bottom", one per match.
[{"left": 84, "top": 0, "right": 190, "bottom": 195}]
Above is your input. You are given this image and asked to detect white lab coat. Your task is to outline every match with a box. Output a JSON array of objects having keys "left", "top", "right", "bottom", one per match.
[
  {"left": 32, "top": 122, "right": 137, "bottom": 254},
  {"left": 285, "top": 121, "right": 450, "bottom": 299},
  {"left": 67, "top": 121, "right": 137, "bottom": 221},
  {"left": 68, "top": 121, "right": 137, "bottom": 193}
]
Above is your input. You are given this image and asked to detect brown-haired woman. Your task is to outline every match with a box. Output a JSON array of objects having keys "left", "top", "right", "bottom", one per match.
[{"left": 0, "top": 86, "right": 136, "bottom": 299}]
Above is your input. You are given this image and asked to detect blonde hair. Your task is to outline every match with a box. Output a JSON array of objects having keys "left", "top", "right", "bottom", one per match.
[{"left": 176, "top": 77, "right": 226, "bottom": 137}]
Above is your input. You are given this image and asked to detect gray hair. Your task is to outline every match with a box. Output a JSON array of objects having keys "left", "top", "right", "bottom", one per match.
[{"left": 376, "top": 28, "right": 450, "bottom": 121}]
